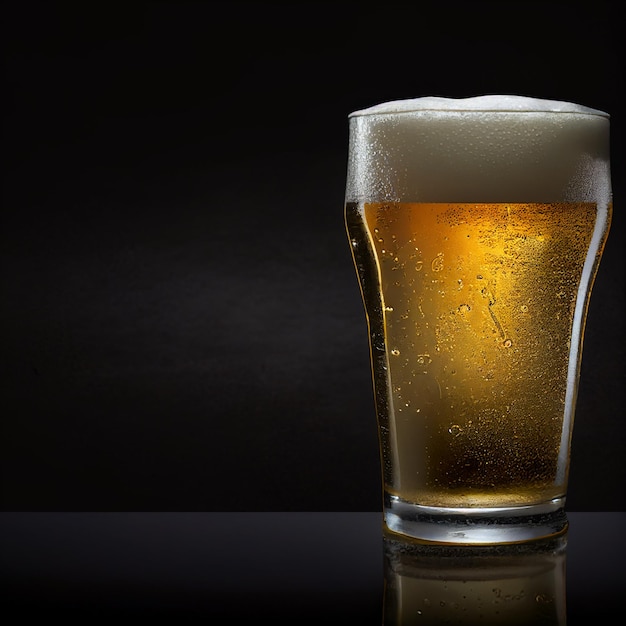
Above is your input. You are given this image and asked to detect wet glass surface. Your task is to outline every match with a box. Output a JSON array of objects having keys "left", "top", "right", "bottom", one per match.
[{"left": 1, "top": 512, "right": 623, "bottom": 623}]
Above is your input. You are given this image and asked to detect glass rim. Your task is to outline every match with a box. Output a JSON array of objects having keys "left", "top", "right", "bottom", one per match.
[{"left": 348, "top": 95, "right": 610, "bottom": 119}]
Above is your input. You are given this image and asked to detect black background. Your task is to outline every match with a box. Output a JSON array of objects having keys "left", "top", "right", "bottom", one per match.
[{"left": 2, "top": 1, "right": 624, "bottom": 512}]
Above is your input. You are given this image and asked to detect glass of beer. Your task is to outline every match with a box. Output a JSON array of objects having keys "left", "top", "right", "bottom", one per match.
[{"left": 344, "top": 96, "right": 611, "bottom": 544}]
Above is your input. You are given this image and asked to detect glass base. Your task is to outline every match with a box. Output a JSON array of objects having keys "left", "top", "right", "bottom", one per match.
[{"left": 383, "top": 493, "right": 568, "bottom": 545}]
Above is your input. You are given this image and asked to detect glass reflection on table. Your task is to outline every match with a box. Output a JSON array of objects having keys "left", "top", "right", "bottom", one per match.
[{"left": 383, "top": 532, "right": 567, "bottom": 625}]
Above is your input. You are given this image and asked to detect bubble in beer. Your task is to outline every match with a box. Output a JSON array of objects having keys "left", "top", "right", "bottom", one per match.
[
  {"left": 449, "top": 424, "right": 463, "bottom": 437},
  {"left": 391, "top": 349, "right": 401, "bottom": 356}
]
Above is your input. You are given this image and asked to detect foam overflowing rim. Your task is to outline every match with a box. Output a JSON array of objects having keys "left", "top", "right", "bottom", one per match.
[{"left": 349, "top": 95, "right": 609, "bottom": 118}]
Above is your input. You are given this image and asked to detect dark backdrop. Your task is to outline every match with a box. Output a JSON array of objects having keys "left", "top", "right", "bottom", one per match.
[{"left": 3, "top": 1, "right": 624, "bottom": 511}]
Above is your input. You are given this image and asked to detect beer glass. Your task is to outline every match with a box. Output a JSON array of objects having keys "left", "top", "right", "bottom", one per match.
[{"left": 344, "top": 96, "right": 611, "bottom": 544}]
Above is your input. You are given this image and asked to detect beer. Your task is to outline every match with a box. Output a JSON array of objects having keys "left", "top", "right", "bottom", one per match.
[
  {"left": 345, "top": 96, "right": 611, "bottom": 543},
  {"left": 347, "top": 200, "right": 600, "bottom": 508}
]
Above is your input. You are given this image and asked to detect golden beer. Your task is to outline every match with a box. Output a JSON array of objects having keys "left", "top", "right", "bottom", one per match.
[{"left": 345, "top": 96, "right": 611, "bottom": 543}]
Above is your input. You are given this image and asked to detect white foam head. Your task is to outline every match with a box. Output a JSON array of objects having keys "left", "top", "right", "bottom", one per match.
[{"left": 345, "top": 95, "right": 611, "bottom": 205}]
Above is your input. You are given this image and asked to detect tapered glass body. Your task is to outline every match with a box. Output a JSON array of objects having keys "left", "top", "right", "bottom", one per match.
[{"left": 345, "top": 96, "right": 611, "bottom": 544}]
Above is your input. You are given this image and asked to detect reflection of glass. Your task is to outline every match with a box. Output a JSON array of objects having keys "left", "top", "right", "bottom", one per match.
[
  {"left": 345, "top": 96, "right": 612, "bottom": 544},
  {"left": 383, "top": 533, "right": 567, "bottom": 625}
]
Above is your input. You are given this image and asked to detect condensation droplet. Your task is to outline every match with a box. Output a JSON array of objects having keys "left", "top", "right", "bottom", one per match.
[
  {"left": 502, "top": 339, "right": 512, "bottom": 348},
  {"left": 449, "top": 424, "right": 463, "bottom": 436},
  {"left": 384, "top": 306, "right": 394, "bottom": 312},
  {"left": 391, "top": 349, "right": 400, "bottom": 356},
  {"left": 415, "top": 260, "right": 424, "bottom": 271},
  {"left": 431, "top": 253, "right": 444, "bottom": 272},
  {"left": 520, "top": 305, "right": 529, "bottom": 313}
]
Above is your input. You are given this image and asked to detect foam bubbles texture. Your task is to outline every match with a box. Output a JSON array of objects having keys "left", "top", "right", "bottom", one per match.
[
  {"left": 345, "top": 96, "right": 610, "bottom": 206},
  {"left": 349, "top": 95, "right": 608, "bottom": 117}
]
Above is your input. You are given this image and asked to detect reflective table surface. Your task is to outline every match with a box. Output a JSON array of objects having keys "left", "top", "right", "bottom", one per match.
[{"left": 2, "top": 512, "right": 624, "bottom": 623}]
